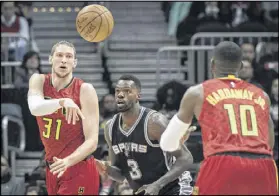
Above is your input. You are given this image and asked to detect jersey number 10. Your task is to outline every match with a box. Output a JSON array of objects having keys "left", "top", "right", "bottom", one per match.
[
  {"left": 224, "top": 104, "right": 258, "bottom": 136},
  {"left": 42, "top": 118, "right": 62, "bottom": 140}
]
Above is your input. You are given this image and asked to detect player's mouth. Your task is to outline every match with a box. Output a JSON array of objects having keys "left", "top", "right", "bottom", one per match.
[
  {"left": 117, "top": 100, "right": 125, "bottom": 107},
  {"left": 59, "top": 66, "right": 67, "bottom": 70}
]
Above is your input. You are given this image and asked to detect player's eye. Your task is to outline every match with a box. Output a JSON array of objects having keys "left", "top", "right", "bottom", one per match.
[
  {"left": 57, "top": 53, "right": 63, "bottom": 57},
  {"left": 66, "top": 55, "right": 73, "bottom": 58}
]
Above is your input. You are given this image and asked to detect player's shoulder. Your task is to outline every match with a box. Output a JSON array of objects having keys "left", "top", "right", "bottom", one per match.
[
  {"left": 80, "top": 82, "right": 97, "bottom": 95},
  {"left": 185, "top": 83, "right": 203, "bottom": 98},
  {"left": 29, "top": 73, "right": 46, "bottom": 83},
  {"left": 147, "top": 110, "right": 169, "bottom": 128}
]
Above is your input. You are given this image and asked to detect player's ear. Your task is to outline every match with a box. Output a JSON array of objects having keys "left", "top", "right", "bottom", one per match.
[
  {"left": 137, "top": 93, "right": 141, "bottom": 100},
  {"left": 73, "top": 59, "right": 77, "bottom": 68},
  {"left": 48, "top": 56, "right": 53, "bottom": 65}
]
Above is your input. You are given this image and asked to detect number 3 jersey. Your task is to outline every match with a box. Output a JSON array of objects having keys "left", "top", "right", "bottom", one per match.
[
  {"left": 36, "top": 74, "right": 85, "bottom": 161},
  {"left": 109, "top": 107, "right": 192, "bottom": 193},
  {"left": 199, "top": 77, "right": 272, "bottom": 158}
]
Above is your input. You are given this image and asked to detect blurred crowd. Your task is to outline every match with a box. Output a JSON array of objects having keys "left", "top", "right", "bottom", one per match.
[
  {"left": 1, "top": 1, "right": 278, "bottom": 195},
  {"left": 1, "top": 2, "right": 39, "bottom": 62}
]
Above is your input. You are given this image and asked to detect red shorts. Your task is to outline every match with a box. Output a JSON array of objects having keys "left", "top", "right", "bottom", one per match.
[
  {"left": 193, "top": 154, "right": 278, "bottom": 195},
  {"left": 46, "top": 157, "right": 99, "bottom": 195}
]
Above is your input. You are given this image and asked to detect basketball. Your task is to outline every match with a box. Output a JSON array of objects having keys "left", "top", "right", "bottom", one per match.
[{"left": 76, "top": 4, "right": 114, "bottom": 42}]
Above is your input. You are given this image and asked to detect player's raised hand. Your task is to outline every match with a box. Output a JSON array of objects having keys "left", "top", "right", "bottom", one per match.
[
  {"left": 180, "top": 126, "right": 197, "bottom": 144},
  {"left": 50, "top": 157, "right": 71, "bottom": 178},
  {"left": 59, "top": 98, "right": 85, "bottom": 124}
]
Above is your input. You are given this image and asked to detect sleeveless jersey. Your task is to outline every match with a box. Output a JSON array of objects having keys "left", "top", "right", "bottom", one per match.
[
  {"left": 199, "top": 76, "right": 272, "bottom": 158},
  {"left": 36, "top": 74, "right": 84, "bottom": 161},
  {"left": 109, "top": 107, "right": 184, "bottom": 192}
]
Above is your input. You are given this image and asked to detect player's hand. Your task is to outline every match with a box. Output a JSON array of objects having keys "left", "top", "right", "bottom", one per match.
[
  {"left": 95, "top": 159, "right": 108, "bottom": 175},
  {"left": 59, "top": 98, "right": 85, "bottom": 124},
  {"left": 49, "top": 157, "right": 71, "bottom": 178},
  {"left": 135, "top": 182, "right": 161, "bottom": 195},
  {"left": 180, "top": 126, "right": 197, "bottom": 144}
]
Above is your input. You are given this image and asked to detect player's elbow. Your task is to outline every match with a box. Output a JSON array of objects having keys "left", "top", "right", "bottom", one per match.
[{"left": 87, "top": 138, "right": 98, "bottom": 153}]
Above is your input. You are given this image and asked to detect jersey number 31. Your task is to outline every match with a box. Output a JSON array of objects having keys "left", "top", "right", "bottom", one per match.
[
  {"left": 224, "top": 104, "right": 258, "bottom": 136},
  {"left": 42, "top": 118, "right": 62, "bottom": 140}
]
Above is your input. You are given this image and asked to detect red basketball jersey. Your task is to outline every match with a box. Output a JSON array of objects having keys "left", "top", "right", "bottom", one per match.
[
  {"left": 199, "top": 76, "right": 272, "bottom": 158},
  {"left": 36, "top": 74, "right": 84, "bottom": 161}
]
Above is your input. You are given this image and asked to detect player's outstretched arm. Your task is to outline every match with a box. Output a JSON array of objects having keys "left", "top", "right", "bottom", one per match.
[
  {"left": 160, "top": 85, "right": 202, "bottom": 152},
  {"left": 97, "top": 119, "right": 125, "bottom": 183},
  {"left": 136, "top": 112, "right": 193, "bottom": 194},
  {"left": 28, "top": 73, "right": 62, "bottom": 116},
  {"left": 64, "top": 83, "right": 99, "bottom": 166}
]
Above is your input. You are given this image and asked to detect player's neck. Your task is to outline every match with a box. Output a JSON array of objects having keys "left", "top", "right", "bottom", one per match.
[
  {"left": 215, "top": 72, "right": 238, "bottom": 78},
  {"left": 51, "top": 73, "right": 73, "bottom": 91},
  {"left": 121, "top": 103, "right": 141, "bottom": 125}
]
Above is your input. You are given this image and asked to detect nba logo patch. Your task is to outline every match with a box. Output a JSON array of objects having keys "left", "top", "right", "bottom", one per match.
[
  {"left": 230, "top": 82, "right": 235, "bottom": 88},
  {"left": 78, "top": 187, "right": 85, "bottom": 195},
  {"left": 192, "top": 186, "right": 199, "bottom": 195}
]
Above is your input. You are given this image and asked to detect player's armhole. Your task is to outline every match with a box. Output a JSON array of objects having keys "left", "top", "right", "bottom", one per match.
[
  {"left": 144, "top": 111, "right": 160, "bottom": 148},
  {"left": 108, "top": 114, "right": 118, "bottom": 142}
]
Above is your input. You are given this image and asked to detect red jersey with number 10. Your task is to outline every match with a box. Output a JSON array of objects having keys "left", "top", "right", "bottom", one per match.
[
  {"left": 36, "top": 74, "right": 84, "bottom": 161},
  {"left": 199, "top": 76, "right": 272, "bottom": 159}
]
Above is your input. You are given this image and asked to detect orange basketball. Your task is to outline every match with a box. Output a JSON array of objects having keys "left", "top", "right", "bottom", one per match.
[{"left": 76, "top": 4, "right": 114, "bottom": 42}]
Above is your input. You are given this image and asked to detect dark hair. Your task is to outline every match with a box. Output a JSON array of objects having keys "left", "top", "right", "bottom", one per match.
[
  {"left": 21, "top": 51, "right": 42, "bottom": 74},
  {"left": 213, "top": 41, "right": 243, "bottom": 73},
  {"left": 118, "top": 75, "right": 141, "bottom": 91}
]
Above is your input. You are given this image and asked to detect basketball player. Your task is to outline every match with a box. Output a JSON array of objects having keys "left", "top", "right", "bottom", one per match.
[
  {"left": 160, "top": 41, "right": 278, "bottom": 195},
  {"left": 95, "top": 75, "right": 194, "bottom": 195},
  {"left": 27, "top": 41, "right": 99, "bottom": 195}
]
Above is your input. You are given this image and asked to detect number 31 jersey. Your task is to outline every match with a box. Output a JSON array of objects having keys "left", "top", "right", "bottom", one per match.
[
  {"left": 36, "top": 74, "right": 85, "bottom": 161},
  {"left": 199, "top": 76, "right": 272, "bottom": 158},
  {"left": 109, "top": 107, "right": 176, "bottom": 191}
]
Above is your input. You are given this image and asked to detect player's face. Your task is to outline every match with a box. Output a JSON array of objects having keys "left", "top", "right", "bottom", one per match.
[
  {"left": 115, "top": 80, "right": 139, "bottom": 112},
  {"left": 51, "top": 44, "right": 76, "bottom": 78}
]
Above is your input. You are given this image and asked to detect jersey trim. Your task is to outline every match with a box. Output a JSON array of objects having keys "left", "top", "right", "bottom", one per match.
[
  {"left": 108, "top": 114, "right": 118, "bottom": 142},
  {"left": 144, "top": 110, "right": 160, "bottom": 147},
  {"left": 118, "top": 107, "right": 145, "bottom": 137}
]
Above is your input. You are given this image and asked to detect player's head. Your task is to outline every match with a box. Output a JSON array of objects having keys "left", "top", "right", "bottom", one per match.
[
  {"left": 211, "top": 41, "right": 243, "bottom": 78},
  {"left": 49, "top": 41, "right": 77, "bottom": 78},
  {"left": 115, "top": 75, "right": 141, "bottom": 112},
  {"left": 238, "top": 57, "right": 254, "bottom": 81}
]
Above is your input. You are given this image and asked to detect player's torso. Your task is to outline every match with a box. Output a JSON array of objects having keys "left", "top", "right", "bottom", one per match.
[
  {"left": 110, "top": 107, "right": 173, "bottom": 190},
  {"left": 36, "top": 74, "right": 85, "bottom": 161},
  {"left": 199, "top": 77, "right": 272, "bottom": 158}
]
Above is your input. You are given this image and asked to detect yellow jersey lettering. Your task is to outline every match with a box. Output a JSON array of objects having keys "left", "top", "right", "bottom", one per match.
[
  {"left": 206, "top": 95, "right": 217, "bottom": 106},
  {"left": 212, "top": 92, "right": 221, "bottom": 102}
]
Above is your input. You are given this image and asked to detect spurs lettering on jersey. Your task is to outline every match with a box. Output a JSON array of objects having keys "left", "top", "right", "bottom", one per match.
[{"left": 112, "top": 142, "right": 147, "bottom": 155}]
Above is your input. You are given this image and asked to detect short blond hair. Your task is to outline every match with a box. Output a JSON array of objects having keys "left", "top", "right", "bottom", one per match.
[{"left": 50, "top": 40, "right": 76, "bottom": 58}]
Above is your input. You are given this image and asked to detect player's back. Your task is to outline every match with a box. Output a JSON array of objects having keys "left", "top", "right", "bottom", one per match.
[
  {"left": 36, "top": 74, "right": 85, "bottom": 161},
  {"left": 199, "top": 76, "right": 272, "bottom": 158}
]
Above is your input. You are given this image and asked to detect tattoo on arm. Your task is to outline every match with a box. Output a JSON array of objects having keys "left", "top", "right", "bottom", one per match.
[{"left": 147, "top": 112, "right": 169, "bottom": 141}]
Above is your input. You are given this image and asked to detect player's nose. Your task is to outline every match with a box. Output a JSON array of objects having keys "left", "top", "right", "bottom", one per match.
[{"left": 61, "top": 56, "right": 67, "bottom": 63}]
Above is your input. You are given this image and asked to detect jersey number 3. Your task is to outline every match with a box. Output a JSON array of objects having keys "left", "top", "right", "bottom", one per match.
[
  {"left": 42, "top": 118, "right": 62, "bottom": 140},
  {"left": 224, "top": 104, "right": 258, "bottom": 136},
  {"left": 127, "top": 159, "right": 142, "bottom": 180}
]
